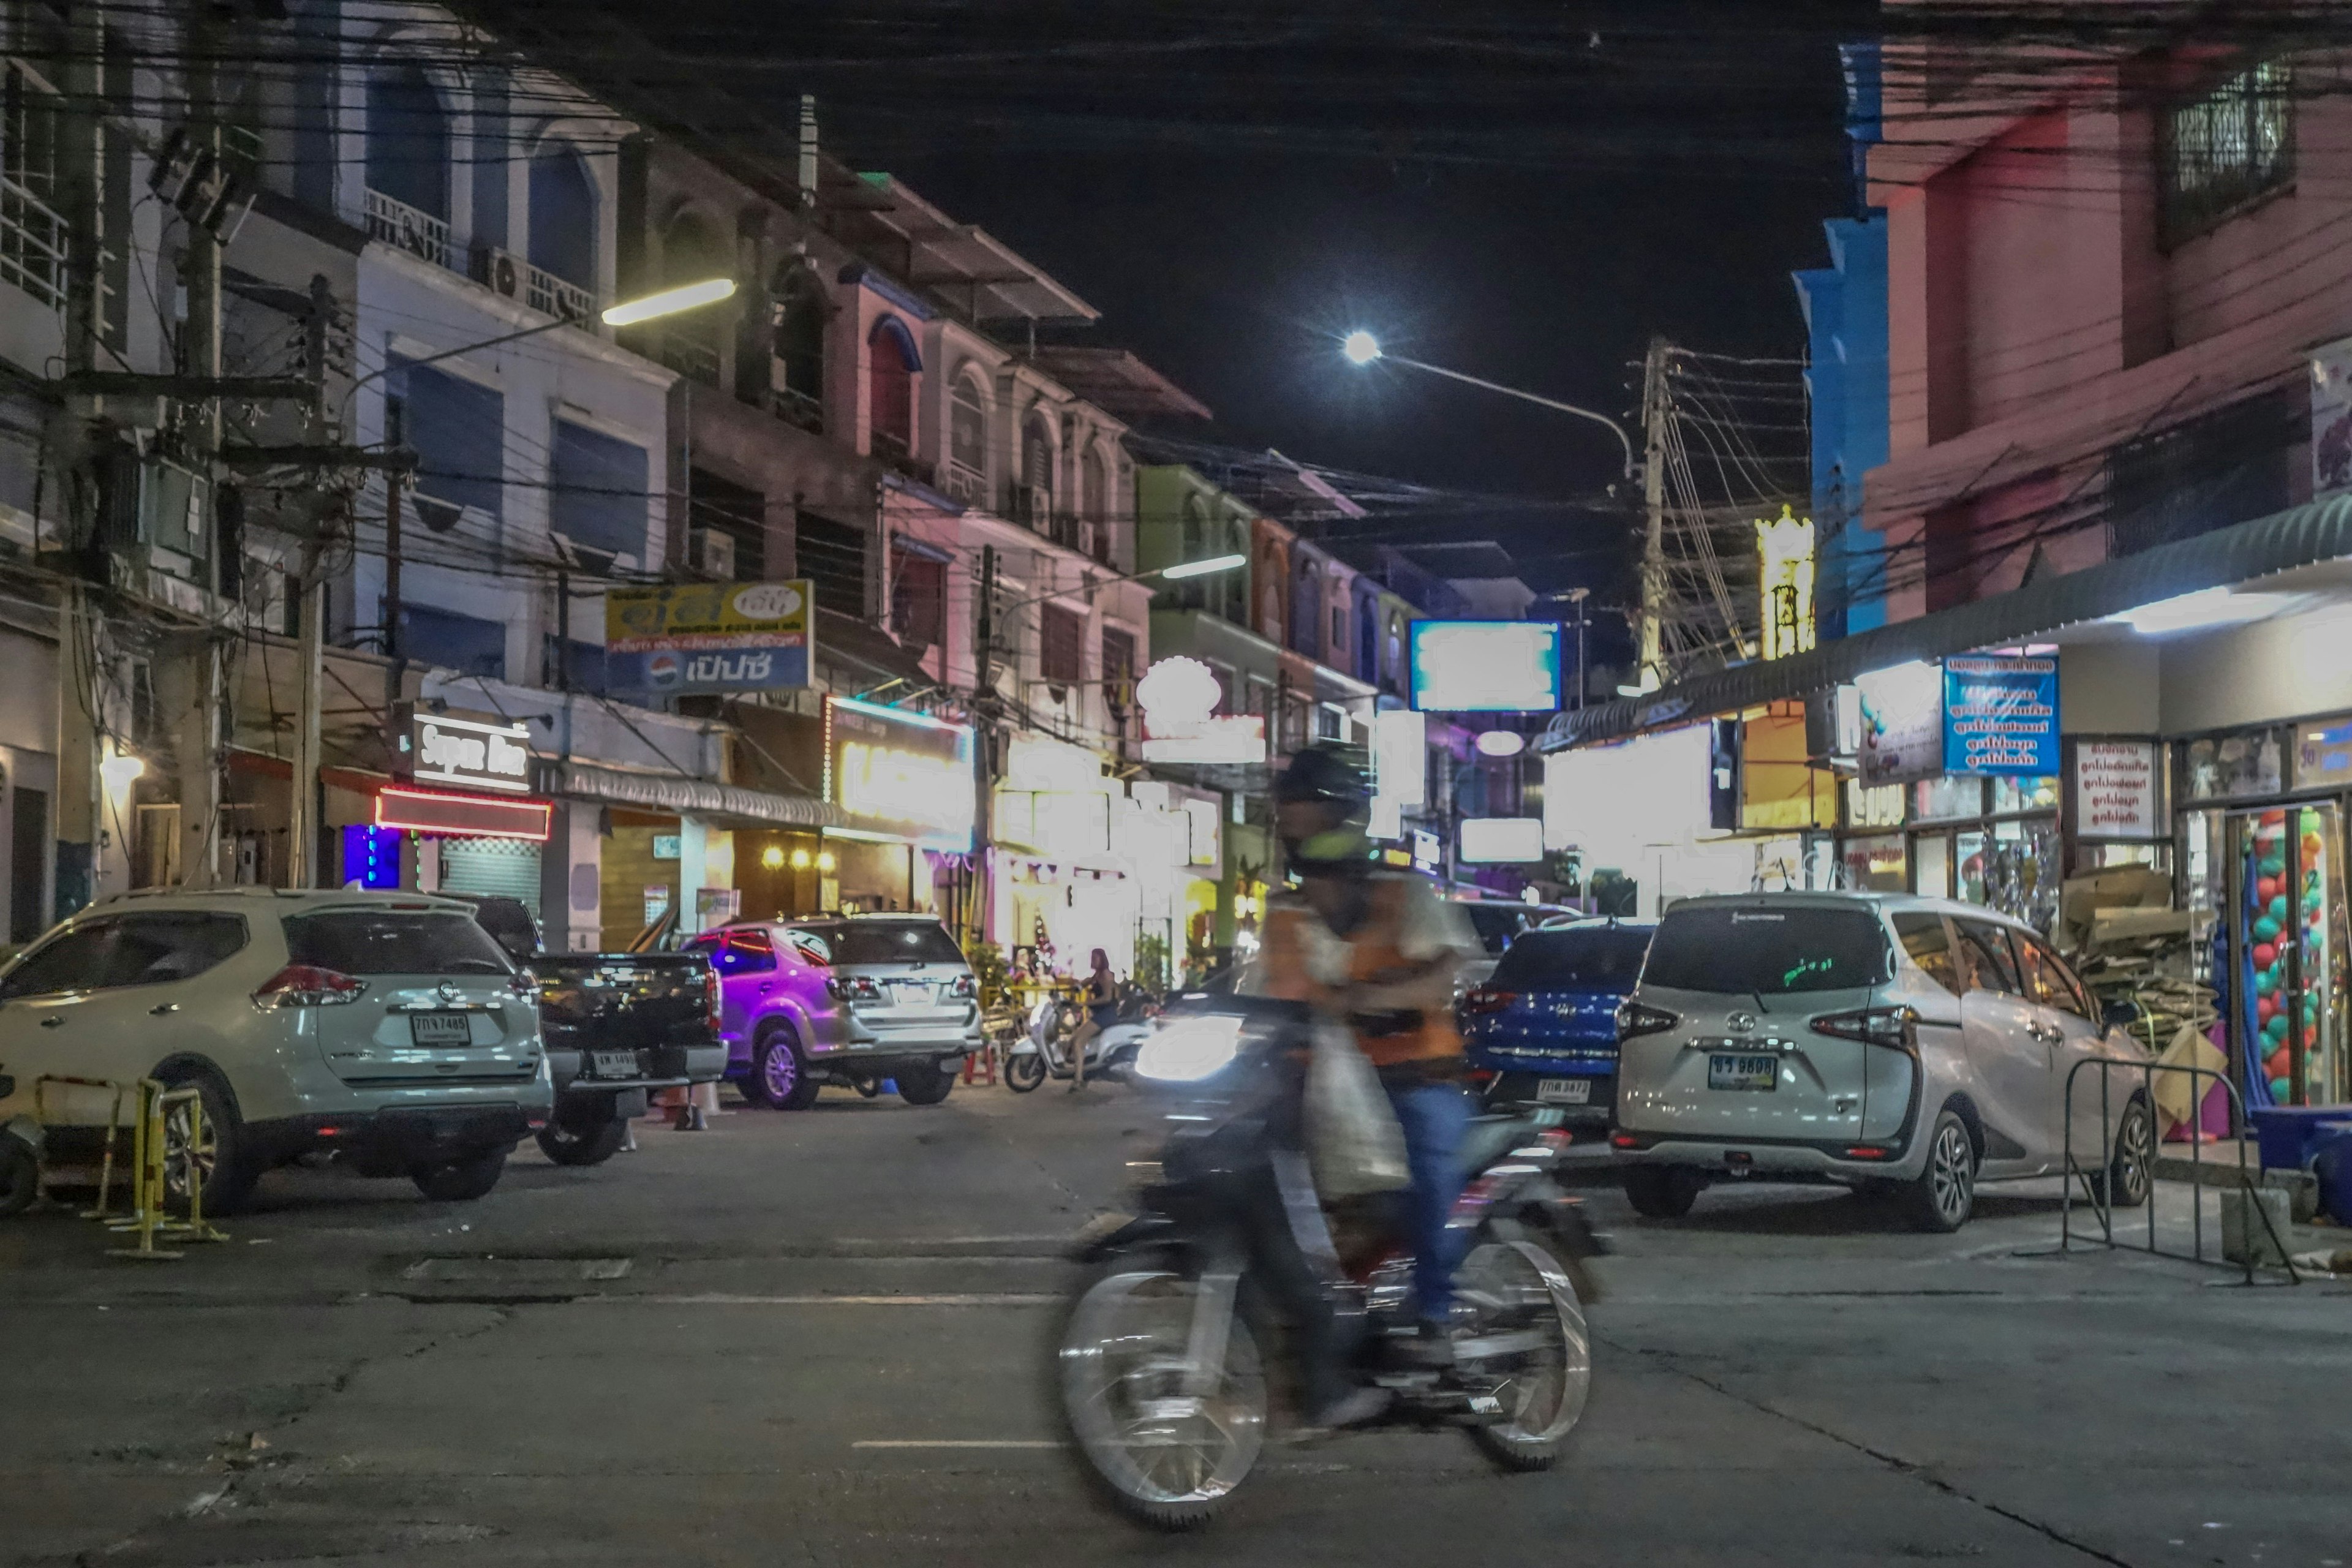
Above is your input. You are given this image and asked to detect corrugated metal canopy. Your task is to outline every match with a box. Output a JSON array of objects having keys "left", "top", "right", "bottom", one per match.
[{"left": 1542, "top": 494, "right": 2352, "bottom": 752}]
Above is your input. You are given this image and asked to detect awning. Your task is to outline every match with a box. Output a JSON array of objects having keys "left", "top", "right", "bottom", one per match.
[
  {"left": 1542, "top": 493, "right": 2352, "bottom": 752},
  {"left": 541, "top": 759, "right": 848, "bottom": 829}
]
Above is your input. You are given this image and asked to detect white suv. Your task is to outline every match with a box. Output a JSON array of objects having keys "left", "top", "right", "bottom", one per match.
[
  {"left": 1611, "top": 892, "right": 2156, "bottom": 1231},
  {"left": 0, "top": 889, "right": 552, "bottom": 1210}
]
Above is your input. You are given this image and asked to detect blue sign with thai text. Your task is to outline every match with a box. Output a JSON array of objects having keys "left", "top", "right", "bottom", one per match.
[{"left": 1942, "top": 656, "right": 2059, "bottom": 777}]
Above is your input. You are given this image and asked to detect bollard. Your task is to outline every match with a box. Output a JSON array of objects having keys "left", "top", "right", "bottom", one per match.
[{"left": 105, "top": 1082, "right": 227, "bottom": 1259}]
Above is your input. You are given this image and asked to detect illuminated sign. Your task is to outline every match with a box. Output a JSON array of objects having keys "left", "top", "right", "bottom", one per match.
[
  {"left": 1460, "top": 817, "right": 1546, "bottom": 864},
  {"left": 1943, "top": 657, "right": 2059, "bottom": 777},
  {"left": 1412, "top": 829, "right": 1441, "bottom": 873},
  {"left": 825, "top": 696, "right": 974, "bottom": 850},
  {"left": 605, "top": 580, "right": 814, "bottom": 694},
  {"left": 1372, "top": 709, "right": 1425, "bottom": 806},
  {"left": 1856, "top": 660, "right": 1945, "bottom": 786},
  {"left": 375, "top": 786, "right": 552, "bottom": 841},
  {"left": 409, "top": 712, "right": 533, "bottom": 794},
  {"left": 1408, "top": 621, "right": 1562, "bottom": 713},
  {"left": 1755, "top": 506, "right": 1816, "bottom": 662},
  {"left": 1138, "top": 655, "right": 1267, "bottom": 764}
]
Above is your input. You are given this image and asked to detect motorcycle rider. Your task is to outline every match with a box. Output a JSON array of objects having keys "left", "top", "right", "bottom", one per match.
[{"left": 1257, "top": 745, "right": 1482, "bottom": 1365}]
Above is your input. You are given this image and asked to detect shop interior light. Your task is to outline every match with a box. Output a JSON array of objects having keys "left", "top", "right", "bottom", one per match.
[
  {"left": 790, "top": 848, "right": 812, "bottom": 870},
  {"left": 1159, "top": 553, "right": 1247, "bottom": 581},
  {"left": 761, "top": 845, "right": 786, "bottom": 870},
  {"left": 600, "top": 277, "right": 736, "bottom": 326},
  {"left": 816, "top": 851, "right": 838, "bottom": 873},
  {"left": 2116, "top": 587, "right": 2293, "bottom": 637},
  {"left": 1475, "top": 729, "right": 1526, "bottom": 758}
]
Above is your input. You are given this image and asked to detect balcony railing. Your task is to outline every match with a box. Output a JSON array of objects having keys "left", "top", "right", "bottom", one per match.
[
  {"left": 662, "top": 326, "right": 723, "bottom": 388},
  {"left": 941, "top": 462, "right": 986, "bottom": 508},
  {"left": 364, "top": 187, "right": 451, "bottom": 270},
  {"left": 527, "top": 263, "right": 596, "bottom": 325},
  {"left": 0, "top": 172, "right": 69, "bottom": 307}
]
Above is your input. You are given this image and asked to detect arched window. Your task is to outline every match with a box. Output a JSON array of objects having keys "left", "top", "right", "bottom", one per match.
[
  {"left": 364, "top": 61, "right": 448, "bottom": 221},
  {"left": 1019, "top": 409, "right": 1055, "bottom": 525},
  {"left": 526, "top": 143, "right": 596, "bottom": 292},
  {"left": 1329, "top": 581, "right": 1348, "bottom": 663},
  {"left": 769, "top": 264, "right": 826, "bottom": 426},
  {"left": 1081, "top": 447, "right": 1110, "bottom": 562},
  {"left": 1356, "top": 590, "right": 1378, "bottom": 678},
  {"left": 1290, "top": 560, "right": 1319, "bottom": 655},
  {"left": 1387, "top": 611, "right": 1405, "bottom": 678},
  {"left": 948, "top": 372, "right": 987, "bottom": 478},
  {"left": 868, "top": 316, "right": 919, "bottom": 455}
]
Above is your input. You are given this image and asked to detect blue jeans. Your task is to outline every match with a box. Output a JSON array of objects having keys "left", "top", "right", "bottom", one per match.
[{"left": 1385, "top": 1081, "right": 1472, "bottom": 1325}]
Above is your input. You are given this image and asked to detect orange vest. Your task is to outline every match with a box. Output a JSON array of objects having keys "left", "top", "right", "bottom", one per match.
[{"left": 1259, "top": 878, "right": 1463, "bottom": 1071}]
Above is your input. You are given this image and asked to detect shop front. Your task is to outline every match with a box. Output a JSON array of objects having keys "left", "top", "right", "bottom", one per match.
[{"left": 823, "top": 695, "right": 975, "bottom": 919}]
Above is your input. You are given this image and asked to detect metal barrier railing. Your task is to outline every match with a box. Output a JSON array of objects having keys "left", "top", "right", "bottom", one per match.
[
  {"left": 2054, "top": 1057, "right": 2297, "bottom": 1286},
  {"left": 33, "top": 1075, "right": 228, "bottom": 1259}
]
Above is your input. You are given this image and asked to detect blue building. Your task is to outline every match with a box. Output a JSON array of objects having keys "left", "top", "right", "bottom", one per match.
[{"left": 1793, "top": 42, "right": 1890, "bottom": 638}]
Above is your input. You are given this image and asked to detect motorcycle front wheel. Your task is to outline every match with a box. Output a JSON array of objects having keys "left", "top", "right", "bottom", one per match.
[
  {"left": 1456, "top": 1235, "right": 1593, "bottom": 1472},
  {"left": 1056, "top": 1264, "right": 1266, "bottom": 1531},
  {"left": 1005, "top": 1052, "right": 1047, "bottom": 1093}
]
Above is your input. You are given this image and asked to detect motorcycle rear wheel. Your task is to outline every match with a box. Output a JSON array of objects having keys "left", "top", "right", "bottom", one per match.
[
  {"left": 1056, "top": 1264, "right": 1266, "bottom": 1531},
  {"left": 1457, "top": 1236, "right": 1592, "bottom": 1472},
  {"left": 1005, "top": 1053, "right": 1047, "bottom": 1093}
]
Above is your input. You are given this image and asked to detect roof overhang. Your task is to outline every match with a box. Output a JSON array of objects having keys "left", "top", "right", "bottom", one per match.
[{"left": 855, "top": 173, "right": 1097, "bottom": 325}]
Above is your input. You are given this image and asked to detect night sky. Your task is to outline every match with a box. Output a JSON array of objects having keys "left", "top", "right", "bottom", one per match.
[{"left": 582, "top": 2, "right": 1875, "bottom": 612}]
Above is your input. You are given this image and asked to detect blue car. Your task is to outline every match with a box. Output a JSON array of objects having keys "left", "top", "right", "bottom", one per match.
[{"left": 1461, "top": 919, "right": 1656, "bottom": 1125}]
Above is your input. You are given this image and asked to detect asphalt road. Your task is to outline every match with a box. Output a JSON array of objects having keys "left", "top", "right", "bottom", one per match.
[{"left": 3, "top": 1079, "right": 2348, "bottom": 1568}]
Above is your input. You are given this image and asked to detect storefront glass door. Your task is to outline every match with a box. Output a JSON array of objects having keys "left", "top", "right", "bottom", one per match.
[{"left": 2230, "top": 804, "right": 2349, "bottom": 1107}]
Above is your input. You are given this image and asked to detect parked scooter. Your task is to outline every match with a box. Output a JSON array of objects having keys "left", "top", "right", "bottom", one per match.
[
  {"left": 0, "top": 1068, "right": 42, "bottom": 1216},
  {"left": 1005, "top": 983, "right": 1163, "bottom": 1091}
]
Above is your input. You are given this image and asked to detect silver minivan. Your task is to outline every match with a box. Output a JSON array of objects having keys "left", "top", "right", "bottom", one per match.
[{"left": 1611, "top": 892, "right": 2155, "bottom": 1231}]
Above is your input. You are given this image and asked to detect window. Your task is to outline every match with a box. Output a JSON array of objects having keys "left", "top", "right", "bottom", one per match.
[
  {"left": 890, "top": 547, "right": 945, "bottom": 648},
  {"left": 1892, "top": 911, "right": 1959, "bottom": 994},
  {"left": 0, "top": 921, "right": 118, "bottom": 998},
  {"left": 1019, "top": 410, "right": 1055, "bottom": 522},
  {"left": 2016, "top": 935, "right": 2093, "bottom": 1020},
  {"left": 364, "top": 61, "right": 449, "bottom": 220},
  {"left": 284, "top": 911, "right": 513, "bottom": 975},
  {"left": 549, "top": 421, "right": 649, "bottom": 564},
  {"left": 868, "top": 317, "right": 918, "bottom": 455},
  {"left": 1387, "top": 612, "right": 1405, "bottom": 677},
  {"left": 948, "top": 374, "right": 987, "bottom": 476},
  {"left": 0, "top": 916, "right": 235, "bottom": 997},
  {"left": 1489, "top": 926, "right": 1653, "bottom": 992},
  {"left": 1331, "top": 601, "right": 1348, "bottom": 658},
  {"left": 689, "top": 927, "right": 776, "bottom": 975},
  {"left": 1101, "top": 624, "right": 1137, "bottom": 727},
  {"left": 770, "top": 265, "right": 826, "bottom": 427},
  {"left": 1041, "top": 603, "right": 1085, "bottom": 685},
  {"left": 1954, "top": 919, "right": 2022, "bottom": 995},
  {"left": 387, "top": 360, "right": 503, "bottom": 529},
  {"left": 527, "top": 143, "right": 596, "bottom": 292},
  {"left": 1290, "top": 564, "right": 1319, "bottom": 655},
  {"left": 1081, "top": 448, "right": 1107, "bottom": 521},
  {"left": 1644, "top": 905, "right": 1893, "bottom": 996},
  {"left": 793, "top": 919, "right": 965, "bottom": 967},
  {"left": 2162, "top": 59, "right": 2293, "bottom": 247},
  {"left": 795, "top": 508, "right": 866, "bottom": 619},
  {"left": 390, "top": 602, "right": 507, "bottom": 679},
  {"left": 2, "top": 61, "right": 66, "bottom": 308},
  {"left": 688, "top": 468, "right": 764, "bottom": 581},
  {"left": 2106, "top": 392, "right": 2294, "bottom": 557}
]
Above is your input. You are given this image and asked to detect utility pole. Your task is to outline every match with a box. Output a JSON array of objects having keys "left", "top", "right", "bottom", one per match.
[
  {"left": 55, "top": 2, "right": 108, "bottom": 916},
  {"left": 174, "top": 0, "right": 228, "bottom": 887},
  {"left": 970, "top": 544, "right": 997, "bottom": 951},
  {"left": 1635, "top": 336, "right": 1671, "bottom": 695}
]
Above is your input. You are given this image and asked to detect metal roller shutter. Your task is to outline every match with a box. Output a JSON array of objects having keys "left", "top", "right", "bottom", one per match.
[{"left": 438, "top": 837, "right": 543, "bottom": 918}]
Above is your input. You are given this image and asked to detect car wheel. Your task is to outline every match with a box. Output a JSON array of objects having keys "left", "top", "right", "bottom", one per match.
[
  {"left": 2097, "top": 1096, "right": 2155, "bottom": 1209},
  {"left": 1623, "top": 1165, "right": 1705, "bottom": 1220},
  {"left": 755, "top": 1030, "right": 820, "bottom": 1110},
  {"left": 1900, "top": 1110, "right": 1978, "bottom": 1233},
  {"left": 156, "top": 1069, "right": 257, "bottom": 1217},
  {"left": 896, "top": 1061, "right": 956, "bottom": 1106},
  {"left": 536, "top": 1103, "right": 627, "bottom": 1167},
  {"left": 0, "top": 1137, "right": 37, "bottom": 1216},
  {"left": 412, "top": 1148, "right": 508, "bottom": 1202},
  {"left": 1004, "top": 1052, "right": 1047, "bottom": 1093}
]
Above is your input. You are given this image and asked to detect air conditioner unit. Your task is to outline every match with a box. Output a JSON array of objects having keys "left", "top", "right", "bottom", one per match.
[
  {"left": 470, "top": 246, "right": 524, "bottom": 301},
  {"left": 690, "top": 526, "right": 736, "bottom": 580}
]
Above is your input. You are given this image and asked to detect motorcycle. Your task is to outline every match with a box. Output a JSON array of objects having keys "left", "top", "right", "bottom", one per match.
[
  {"left": 1054, "top": 996, "right": 1603, "bottom": 1530},
  {"left": 1005, "top": 982, "right": 1161, "bottom": 1092}
]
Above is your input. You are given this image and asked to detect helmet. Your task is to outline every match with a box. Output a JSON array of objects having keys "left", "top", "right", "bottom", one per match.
[{"left": 1274, "top": 745, "right": 1371, "bottom": 872}]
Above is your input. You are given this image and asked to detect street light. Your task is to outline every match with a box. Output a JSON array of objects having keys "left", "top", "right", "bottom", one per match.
[
  {"left": 1340, "top": 330, "right": 1635, "bottom": 477},
  {"left": 1158, "top": 552, "right": 1248, "bottom": 581},
  {"left": 990, "top": 553, "right": 1245, "bottom": 619}
]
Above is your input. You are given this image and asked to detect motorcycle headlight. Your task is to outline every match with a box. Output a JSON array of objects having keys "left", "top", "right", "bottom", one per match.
[{"left": 1133, "top": 1014, "right": 1246, "bottom": 1084}]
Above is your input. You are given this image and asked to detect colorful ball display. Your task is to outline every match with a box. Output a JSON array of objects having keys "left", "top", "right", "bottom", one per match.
[
  {"left": 2254, "top": 941, "right": 2278, "bottom": 968},
  {"left": 2267, "top": 1047, "right": 2292, "bottom": 1080},
  {"left": 2256, "top": 965, "right": 2281, "bottom": 997},
  {"left": 2261, "top": 810, "right": 2286, "bottom": 829},
  {"left": 2270, "top": 1076, "right": 2293, "bottom": 1102},
  {"left": 2269, "top": 895, "right": 2290, "bottom": 923},
  {"left": 2258, "top": 875, "right": 2283, "bottom": 905},
  {"left": 2265, "top": 1014, "right": 2290, "bottom": 1043},
  {"left": 2261, "top": 854, "right": 2286, "bottom": 877},
  {"left": 2255, "top": 916, "right": 2283, "bottom": 943},
  {"left": 2305, "top": 831, "right": 2326, "bottom": 861},
  {"left": 2258, "top": 996, "right": 2280, "bottom": 1025}
]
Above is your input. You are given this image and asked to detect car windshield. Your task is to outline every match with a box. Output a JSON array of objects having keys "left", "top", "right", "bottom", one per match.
[
  {"left": 284, "top": 910, "right": 516, "bottom": 976},
  {"left": 1462, "top": 905, "right": 1528, "bottom": 956},
  {"left": 798, "top": 920, "right": 965, "bottom": 967},
  {"left": 1488, "top": 927, "right": 1652, "bottom": 992},
  {"left": 1643, "top": 905, "right": 1891, "bottom": 995}
]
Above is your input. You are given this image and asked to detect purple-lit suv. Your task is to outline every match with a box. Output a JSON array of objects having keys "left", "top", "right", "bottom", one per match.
[{"left": 688, "top": 916, "right": 982, "bottom": 1109}]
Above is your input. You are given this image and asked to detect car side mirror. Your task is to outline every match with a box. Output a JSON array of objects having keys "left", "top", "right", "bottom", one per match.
[{"left": 2101, "top": 1000, "right": 2138, "bottom": 1031}]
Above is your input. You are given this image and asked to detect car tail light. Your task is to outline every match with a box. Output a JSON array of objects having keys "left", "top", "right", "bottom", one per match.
[
  {"left": 949, "top": 974, "right": 978, "bottom": 1000},
  {"left": 1844, "top": 1145, "right": 1892, "bottom": 1160},
  {"left": 252, "top": 965, "right": 367, "bottom": 1008},
  {"left": 827, "top": 975, "right": 882, "bottom": 1002},
  {"left": 706, "top": 965, "right": 723, "bottom": 1033},
  {"left": 1461, "top": 989, "right": 1518, "bottom": 1016},
  {"left": 509, "top": 969, "right": 538, "bottom": 1000},
  {"left": 1615, "top": 1000, "right": 1679, "bottom": 1043},
  {"left": 1811, "top": 1006, "right": 1918, "bottom": 1053}
]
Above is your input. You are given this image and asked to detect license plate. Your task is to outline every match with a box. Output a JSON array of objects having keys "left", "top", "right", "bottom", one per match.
[
  {"left": 1708, "top": 1052, "right": 1780, "bottom": 1092},
  {"left": 1534, "top": 1077, "right": 1593, "bottom": 1105},
  {"left": 892, "top": 982, "right": 933, "bottom": 1006},
  {"left": 409, "top": 1011, "right": 473, "bottom": 1047},
  {"left": 591, "top": 1050, "right": 639, "bottom": 1079}
]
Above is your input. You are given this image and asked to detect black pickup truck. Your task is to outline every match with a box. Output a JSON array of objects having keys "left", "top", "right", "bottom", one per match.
[{"left": 444, "top": 895, "right": 725, "bottom": 1166}]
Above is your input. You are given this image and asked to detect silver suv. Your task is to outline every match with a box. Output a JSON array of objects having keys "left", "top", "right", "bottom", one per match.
[
  {"left": 1611, "top": 892, "right": 2155, "bottom": 1231},
  {"left": 0, "top": 889, "right": 552, "bottom": 1210}
]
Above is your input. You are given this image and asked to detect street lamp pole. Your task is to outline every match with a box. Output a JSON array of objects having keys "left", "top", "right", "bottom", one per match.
[{"left": 1341, "top": 332, "right": 1636, "bottom": 478}]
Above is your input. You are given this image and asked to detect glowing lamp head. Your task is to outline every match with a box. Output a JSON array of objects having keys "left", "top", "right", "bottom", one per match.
[
  {"left": 100, "top": 753, "right": 145, "bottom": 790},
  {"left": 790, "top": 848, "right": 812, "bottom": 870},
  {"left": 1341, "top": 331, "right": 1382, "bottom": 366},
  {"left": 816, "top": 851, "right": 838, "bottom": 874},
  {"left": 760, "top": 845, "right": 786, "bottom": 870}
]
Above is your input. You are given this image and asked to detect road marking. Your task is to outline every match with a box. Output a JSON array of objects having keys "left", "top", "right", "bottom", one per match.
[
  {"left": 852, "top": 1440, "right": 1064, "bottom": 1450},
  {"left": 592, "top": 1292, "right": 1060, "bottom": 1306}
]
